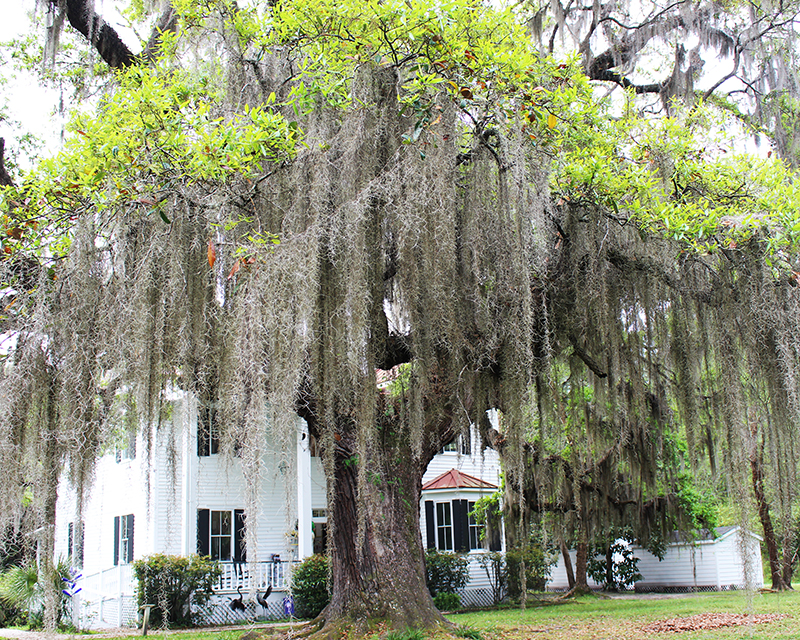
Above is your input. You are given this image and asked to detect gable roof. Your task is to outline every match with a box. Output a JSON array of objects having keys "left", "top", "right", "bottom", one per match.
[
  {"left": 664, "top": 525, "right": 763, "bottom": 545},
  {"left": 422, "top": 468, "right": 498, "bottom": 491}
]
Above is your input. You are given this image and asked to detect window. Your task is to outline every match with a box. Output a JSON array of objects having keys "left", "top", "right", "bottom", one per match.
[
  {"left": 197, "top": 404, "right": 219, "bottom": 456},
  {"left": 425, "top": 499, "right": 495, "bottom": 552},
  {"left": 211, "top": 511, "right": 232, "bottom": 559},
  {"left": 113, "top": 514, "right": 134, "bottom": 565},
  {"left": 197, "top": 509, "right": 246, "bottom": 561},
  {"left": 68, "top": 521, "right": 84, "bottom": 567},
  {"left": 435, "top": 502, "right": 453, "bottom": 551},
  {"left": 439, "top": 434, "right": 470, "bottom": 456},
  {"left": 468, "top": 501, "right": 481, "bottom": 550},
  {"left": 115, "top": 429, "right": 136, "bottom": 462}
]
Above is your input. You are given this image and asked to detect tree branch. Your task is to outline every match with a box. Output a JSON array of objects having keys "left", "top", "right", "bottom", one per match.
[
  {"left": 52, "top": 0, "right": 179, "bottom": 69},
  {"left": 59, "top": 0, "right": 137, "bottom": 68}
]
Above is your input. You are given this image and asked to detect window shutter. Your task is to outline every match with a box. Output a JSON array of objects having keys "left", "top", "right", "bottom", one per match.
[
  {"left": 197, "top": 407, "right": 209, "bottom": 456},
  {"left": 488, "top": 521, "right": 501, "bottom": 552},
  {"left": 127, "top": 514, "right": 135, "bottom": 563},
  {"left": 424, "top": 501, "right": 435, "bottom": 549},
  {"left": 113, "top": 516, "right": 120, "bottom": 566},
  {"left": 68, "top": 523, "right": 74, "bottom": 560},
  {"left": 452, "top": 500, "right": 469, "bottom": 552},
  {"left": 234, "top": 510, "right": 246, "bottom": 562},
  {"left": 197, "top": 509, "right": 210, "bottom": 556},
  {"left": 76, "top": 522, "right": 85, "bottom": 567}
]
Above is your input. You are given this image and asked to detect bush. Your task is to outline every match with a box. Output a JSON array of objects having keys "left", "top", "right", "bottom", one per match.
[
  {"left": 432, "top": 591, "right": 461, "bottom": 611},
  {"left": 587, "top": 539, "right": 642, "bottom": 591},
  {"left": 505, "top": 545, "right": 549, "bottom": 598},
  {"left": 425, "top": 549, "right": 469, "bottom": 597},
  {"left": 132, "top": 554, "right": 221, "bottom": 628},
  {"left": 0, "top": 560, "right": 72, "bottom": 629},
  {"left": 291, "top": 554, "right": 330, "bottom": 619}
]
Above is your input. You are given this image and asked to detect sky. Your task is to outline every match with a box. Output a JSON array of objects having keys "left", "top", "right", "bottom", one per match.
[
  {"left": 0, "top": 0, "right": 135, "bottom": 165},
  {"left": 0, "top": 1, "right": 59, "bottom": 154},
  {"left": 0, "top": 0, "right": 776, "bottom": 167}
]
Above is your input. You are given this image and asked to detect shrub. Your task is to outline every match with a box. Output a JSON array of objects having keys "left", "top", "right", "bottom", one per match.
[
  {"left": 432, "top": 591, "right": 460, "bottom": 611},
  {"left": 505, "top": 545, "right": 549, "bottom": 598},
  {"left": 291, "top": 554, "right": 330, "bottom": 619},
  {"left": 0, "top": 559, "right": 72, "bottom": 629},
  {"left": 475, "top": 551, "right": 506, "bottom": 604},
  {"left": 132, "top": 554, "right": 221, "bottom": 628},
  {"left": 424, "top": 549, "right": 469, "bottom": 597},
  {"left": 587, "top": 539, "right": 642, "bottom": 591}
]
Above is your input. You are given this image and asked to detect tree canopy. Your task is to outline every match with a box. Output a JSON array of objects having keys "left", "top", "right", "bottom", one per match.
[{"left": 2, "top": 0, "right": 800, "bottom": 631}]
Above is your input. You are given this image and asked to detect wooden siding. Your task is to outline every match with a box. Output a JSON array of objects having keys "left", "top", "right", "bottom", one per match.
[{"left": 547, "top": 529, "right": 764, "bottom": 591}]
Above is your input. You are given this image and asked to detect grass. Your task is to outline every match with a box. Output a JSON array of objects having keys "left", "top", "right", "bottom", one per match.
[
  {"left": 451, "top": 590, "right": 800, "bottom": 640},
  {"left": 51, "top": 591, "right": 800, "bottom": 640}
]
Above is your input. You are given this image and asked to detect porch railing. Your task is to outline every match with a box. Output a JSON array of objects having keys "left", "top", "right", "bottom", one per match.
[{"left": 212, "top": 560, "right": 294, "bottom": 592}]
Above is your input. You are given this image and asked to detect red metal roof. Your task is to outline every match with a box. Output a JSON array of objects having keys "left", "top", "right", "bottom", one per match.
[{"left": 421, "top": 469, "right": 498, "bottom": 491}]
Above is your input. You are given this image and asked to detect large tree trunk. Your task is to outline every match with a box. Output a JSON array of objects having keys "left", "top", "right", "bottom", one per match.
[
  {"left": 751, "top": 449, "right": 790, "bottom": 590},
  {"left": 315, "top": 417, "right": 450, "bottom": 634}
]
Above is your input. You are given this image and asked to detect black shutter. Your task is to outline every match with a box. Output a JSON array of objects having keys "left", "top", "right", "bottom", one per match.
[
  {"left": 489, "top": 521, "right": 501, "bottom": 552},
  {"left": 127, "top": 514, "right": 135, "bottom": 563},
  {"left": 68, "top": 523, "right": 74, "bottom": 560},
  {"left": 113, "top": 516, "right": 120, "bottom": 566},
  {"left": 424, "top": 501, "right": 435, "bottom": 549},
  {"left": 197, "top": 509, "right": 210, "bottom": 556},
  {"left": 453, "top": 500, "right": 469, "bottom": 552},
  {"left": 198, "top": 406, "right": 209, "bottom": 456},
  {"left": 234, "top": 510, "right": 246, "bottom": 562},
  {"left": 76, "top": 522, "right": 84, "bottom": 567}
]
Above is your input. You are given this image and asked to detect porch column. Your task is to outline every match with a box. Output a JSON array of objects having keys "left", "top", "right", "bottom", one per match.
[
  {"left": 181, "top": 396, "right": 197, "bottom": 556},
  {"left": 296, "top": 420, "right": 313, "bottom": 560}
]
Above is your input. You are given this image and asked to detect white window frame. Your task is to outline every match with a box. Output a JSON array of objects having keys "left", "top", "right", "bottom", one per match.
[
  {"left": 435, "top": 502, "right": 453, "bottom": 551},
  {"left": 210, "top": 509, "right": 233, "bottom": 560}
]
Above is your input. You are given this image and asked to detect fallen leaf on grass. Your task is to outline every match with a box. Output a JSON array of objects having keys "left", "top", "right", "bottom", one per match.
[{"left": 641, "top": 612, "right": 789, "bottom": 633}]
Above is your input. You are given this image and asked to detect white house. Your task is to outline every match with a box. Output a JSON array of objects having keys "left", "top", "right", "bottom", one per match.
[
  {"left": 547, "top": 527, "right": 764, "bottom": 592},
  {"left": 53, "top": 396, "right": 503, "bottom": 629}
]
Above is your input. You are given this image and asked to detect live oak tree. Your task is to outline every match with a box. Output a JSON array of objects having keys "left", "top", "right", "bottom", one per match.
[
  {"left": 4, "top": 0, "right": 800, "bottom": 633},
  {"left": 0, "top": 0, "right": 571, "bottom": 632}
]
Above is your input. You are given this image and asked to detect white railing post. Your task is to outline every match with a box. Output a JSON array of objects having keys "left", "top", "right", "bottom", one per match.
[
  {"left": 99, "top": 568, "right": 105, "bottom": 625},
  {"left": 118, "top": 565, "right": 123, "bottom": 626}
]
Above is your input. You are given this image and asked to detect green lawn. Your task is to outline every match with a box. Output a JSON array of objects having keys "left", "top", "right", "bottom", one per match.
[
  {"left": 36, "top": 591, "right": 799, "bottom": 640},
  {"left": 450, "top": 590, "right": 800, "bottom": 640}
]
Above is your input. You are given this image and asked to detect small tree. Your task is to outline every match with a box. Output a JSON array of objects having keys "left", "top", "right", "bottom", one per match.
[
  {"left": 587, "top": 539, "right": 642, "bottom": 592},
  {"left": 505, "top": 545, "right": 550, "bottom": 599},
  {"left": 475, "top": 552, "right": 506, "bottom": 605},
  {"left": 132, "top": 554, "right": 220, "bottom": 628}
]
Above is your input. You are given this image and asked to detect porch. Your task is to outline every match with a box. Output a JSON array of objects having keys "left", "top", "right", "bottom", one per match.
[{"left": 71, "top": 560, "right": 296, "bottom": 629}]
